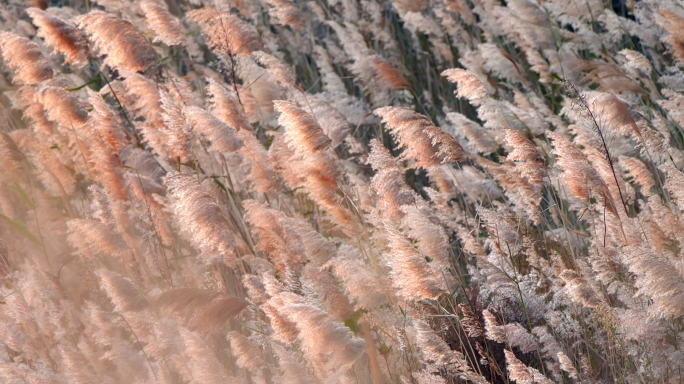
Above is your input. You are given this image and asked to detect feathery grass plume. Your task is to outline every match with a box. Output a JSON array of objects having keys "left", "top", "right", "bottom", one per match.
[
  {"left": 271, "top": 341, "right": 317, "bottom": 384},
  {"left": 164, "top": 172, "right": 237, "bottom": 258},
  {"left": 179, "top": 328, "right": 235, "bottom": 384},
  {"left": 619, "top": 49, "right": 652, "bottom": 76},
  {"left": 115, "top": 71, "right": 173, "bottom": 157},
  {"left": 568, "top": 60, "right": 644, "bottom": 95},
  {"left": 281, "top": 303, "right": 364, "bottom": 382},
  {"left": 476, "top": 156, "right": 542, "bottom": 223},
  {"left": 238, "top": 129, "right": 277, "bottom": 193},
  {"left": 57, "top": 344, "right": 100, "bottom": 384},
  {"left": 371, "top": 57, "right": 410, "bottom": 89},
  {"left": 458, "top": 303, "right": 482, "bottom": 338},
  {"left": 504, "top": 129, "right": 546, "bottom": 187},
  {"left": 27, "top": 8, "right": 88, "bottom": 66},
  {"left": 245, "top": 199, "right": 335, "bottom": 266},
  {"left": 504, "top": 349, "right": 546, "bottom": 384},
  {"left": 126, "top": 170, "right": 164, "bottom": 198},
  {"left": 67, "top": 218, "right": 129, "bottom": 257},
  {"left": 441, "top": 68, "right": 489, "bottom": 106},
  {"left": 582, "top": 91, "right": 642, "bottom": 139},
  {"left": 159, "top": 90, "right": 191, "bottom": 162},
  {"left": 367, "top": 139, "right": 416, "bottom": 221},
  {"left": 35, "top": 86, "right": 89, "bottom": 130},
  {"left": 116, "top": 70, "right": 164, "bottom": 127},
  {"left": 622, "top": 246, "right": 684, "bottom": 318},
  {"left": 323, "top": 244, "right": 390, "bottom": 310},
  {"left": 87, "top": 89, "right": 127, "bottom": 151},
  {"left": 265, "top": 0, "right": 306, "bottom": 30},
  {"left": 566, "top": 85, "right": 637, "bottom": 215},
  {"left": 269, "top": 132, "right": 305, "bottom": 187},
  {"left": 156, "top": 288, "right": 249, "bottom": 330},
  {"left": 620, "top": 156, "right": 655, "bottom": 196},
  {"left": 263, "top": 302, "right": 300, "bottom": 344},
  {"left": 243, "top": 274, "right": 268, "bottom": 305},
  {"left": 383, "top": 224, "right": 445, "bottom": 301},
  {"left": 10, "top": 85, "right": 54, "bottom": 135},
  {"left": 184, "top": 106, "right": 243, "bottom": 152},
  {"left": 481, "top": 310, "right": 514, "bottom": 346},
  {"left": 187, "top": 7, "right": 261, "bottom": 57},
  {"left": 253, "top": 51, "right": 299, "bottom": 90},
  {"left": 273, "top": 100, "right": 357, "bottom": 230},
  {"left": 276, "top": 100, "right": 332, "bottom": 152},
  {"left": 140, "top": 0, "right": 187, "bottom": 46},
  {"left": 15, "top": 130, "right": 77, "bottom": 196},
  {"left": 164, "top": 71, "right": 202, "bottom": 107},
  {"left": 96, "top": 269, "right": 149, "bottom": 312},
  {"left": 122, "top": 147, "right": 166, "bottom": 185},
  {"left": 659, "top": 11, "right": 684, "bottom": 64},
  {"left": 301, "top": 266, "right": 354, "bottom": 320},
  {"left": 444, "top": 111, "right": 497, "bottom": 154},
  {"left": 75, "top": 10, "right": 157, "bottom": 72},
  {"left": 89, "top": 137, "right": 129, "bottom": 202},
  {"left": 556, "top": 352, "right": 578, "bottom": 379},
  {"left": 660, "top": 162, "right": 684, "bottom": 208},
  {"left": 399, "top": 205, "right": 450, "bottom": 270},
  {"left": 660, "top": 88, "right": 684, "bottom": 129},
  {"left": 2, "top": 0, "right": 684, "bottom": 381},
  {"left": 0, "top": 31, "right": 53, "bottom": 84},
  {"left": 227, "top": 331, "right": 265, "bottom": 371},
  {"left": 548, "top": 132, "right": 618, "bottom": 217},
  {"left": 206, "top": 77, "right": 252, "bottom": 132},
  {"left": 573, "top": 129, "right": 633, "bottom": 213},
  {"left": 0, "top": 131, "right": 23, "bottom": 181},
  {"left": 27, "top": 0, "right": 48, "bottom": 9},
  {"left": 426, "top": 168, "right": 460, "bottom": 203},
  {"left": 482, "top": 309, "right": 537, "bottom": 353},
  {"left": 294, "top": 96, "right": 351, "bottom": 148},
  {"left": 243, "top": 199, "right": 307, "bottom": 270},
  {"left": 413, "top": 320, "right": 489, "bottom": 384},
  {"left": 559, "top": 270, "right": 603, "bottom": 308},
  {"left": 376, "top": 106, "right": 465, "bottom": 169}
]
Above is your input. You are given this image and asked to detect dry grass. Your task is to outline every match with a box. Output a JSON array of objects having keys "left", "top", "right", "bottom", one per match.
[{"left": 0, "top": 0, "right": 684, "bottom": 383}]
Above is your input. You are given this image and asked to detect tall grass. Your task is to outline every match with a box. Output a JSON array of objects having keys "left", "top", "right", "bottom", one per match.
[{"left": 0, "top": 0, "right": 683, "bottom": 383}]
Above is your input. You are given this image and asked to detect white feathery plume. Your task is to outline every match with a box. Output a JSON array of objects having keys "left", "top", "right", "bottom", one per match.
[{"left": 164, "top": 172, "right": 237, "bottom": 258}]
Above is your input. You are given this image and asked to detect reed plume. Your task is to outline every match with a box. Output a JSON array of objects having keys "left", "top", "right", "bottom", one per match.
[
  {"left": 75, "top": 10, "right": 157, "bottom": 72},
  {"left": 371, "top": 57, "right": 410, "bottom": 89},
  {"left": 281, "top": 304, "right": 365, "bottom": 382},
  {"left": 184, "top": 106, "right": 243, "bottom": 152},
  {"left": 659, "top": 10, "right": 684, "bottom": 64},
  {"left": 0, "top": 31, "right": 53, "bottom": 84},
  {"left": 441, "top": 68, "right": 489, "bottom": 106},
  {"left": 504, "top": 129, "right": 546, "bottom": 188},
  {"left": 156, "top": 288, "right": 249, "bottom": 330},
  {"left": 206, "top": 77, "right": 252, "bottom": 132},
  {"left": 265, "top": 0, "right": 306, "bottom": 30},
  {"left": 376, "top": 106, "right": 466, "bottom": 169},
  {"left": 383, "top": 224, "right": 445, "bottom": 301},
  {"left": 548, "top": 132, "right": 619, "bottom": 218},
  {"left": 164, "top": 172, "right": 237, "bottom": 258},
  {"left": 96, "top": 269, "right": 149, "bottom": 312},
  {"left": 273, "top": 100, "right": 356, "bottom": 230},
  {"left": 140, "top": 0, "right": 187, "bottom": 46},
  {"left": 1, "top": 0, "right": 684, "bottom": 382},
  {"left": 227, "top": 331, "right": 265, "bottom": 371},
  {"left": 367, "top": 138, "right": 416, "bottom": 221},
  {"left": 187, "top": 7, "right": 261, "bottom": 57},
  {"left": 27, "top": 8, "right": 88, "bottom": 66},
  {"left": 160, "top": 90, "right": 191, "bottom": 162},
  {"left": 179, "top": 328, "right": 234, "bottom": 384}
]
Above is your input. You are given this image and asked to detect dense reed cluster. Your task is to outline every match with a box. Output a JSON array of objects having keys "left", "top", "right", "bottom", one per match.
[{"left": 2, "top": 0, "right": 684, "bottom": 382}]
